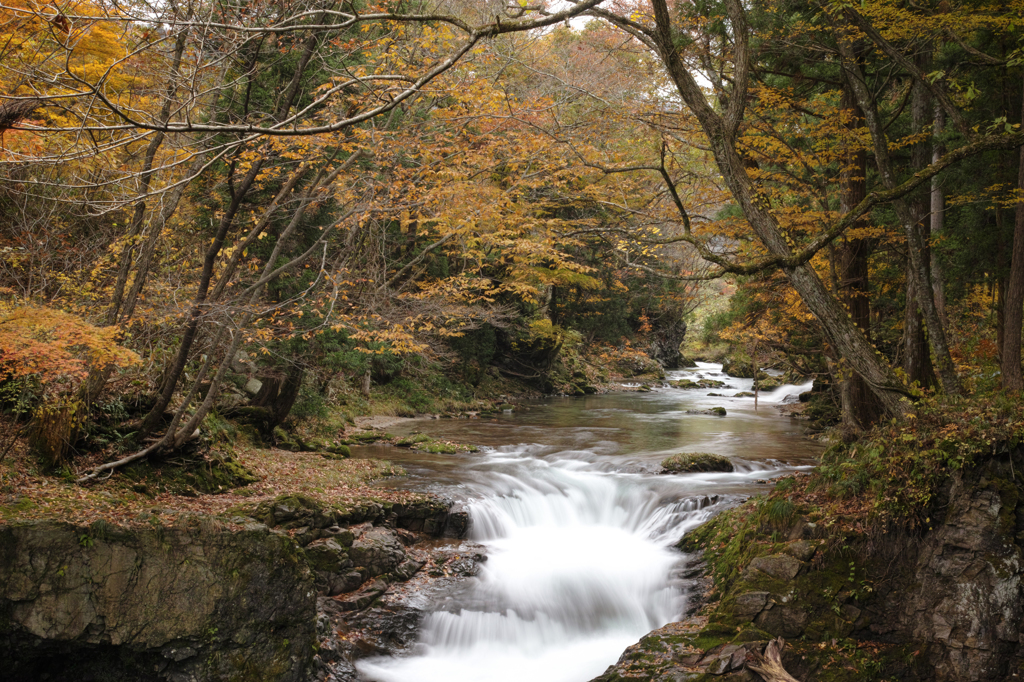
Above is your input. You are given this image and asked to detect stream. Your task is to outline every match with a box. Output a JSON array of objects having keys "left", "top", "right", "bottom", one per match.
[{"left": 353, "top": 363, "right": 822, "bottom": 682}]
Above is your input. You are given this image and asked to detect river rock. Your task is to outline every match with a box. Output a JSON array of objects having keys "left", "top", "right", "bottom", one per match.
[
  {"left": 700, "top": 643, "right": 748, "bottom": 674},
  {"left": 331, "top": 578, "right": 390, "bottom": 612},
  {"left": 254, "top": 492, "right": 336, "bottom": 530},
  {"left": 662, "top": 452, "right": 734, "bottom": 474},
  {"left": 648, "top": 318, "right": 687, "bottom": 369},
  {"left": 306, "top": 538, "right": 356, "bottom": 596},
  {"left": 685, "top": 406, "right": 728, "bottom": 416},
  {"left": 721, "top": 357, "right": 756, "bottom": 378},
  {"left": 349, "top": 527, "right": 406, "bottom": 577}
]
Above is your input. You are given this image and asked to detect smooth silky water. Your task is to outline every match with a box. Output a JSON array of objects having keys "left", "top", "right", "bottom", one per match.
[{"left": 354, "top": 363, "right": 821, "bottom": 682}]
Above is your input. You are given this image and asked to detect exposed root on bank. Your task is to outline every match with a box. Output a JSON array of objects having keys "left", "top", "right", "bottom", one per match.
[{"left": 748, "top": 637, "right": 801, "bottom": 682}]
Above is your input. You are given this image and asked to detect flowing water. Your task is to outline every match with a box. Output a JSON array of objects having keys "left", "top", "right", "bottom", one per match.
[{"left": 354, "top": 363, "right": 821, "bottom": 682}]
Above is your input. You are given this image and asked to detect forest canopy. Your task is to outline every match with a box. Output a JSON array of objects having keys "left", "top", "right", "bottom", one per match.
[{"left": 2, "top": 0, "right": 1024, "bottom": 476}]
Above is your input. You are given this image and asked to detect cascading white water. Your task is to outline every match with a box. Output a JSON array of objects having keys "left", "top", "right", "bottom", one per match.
[
  {"left": 355, "top": 362, "right": 819, "bottom": 682},
  {"left": 357, "top": 452, "right": 718, "bottom": 682},
  {"left": 684, "top": 361, "right": 815, "bottom": 404}
]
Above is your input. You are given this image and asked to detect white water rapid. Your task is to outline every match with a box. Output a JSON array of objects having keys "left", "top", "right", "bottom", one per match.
[{"left": 355, "top": 364, "right": 819, "bottom": 682}]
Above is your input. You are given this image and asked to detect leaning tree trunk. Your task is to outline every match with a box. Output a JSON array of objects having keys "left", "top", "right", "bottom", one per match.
[{"left": 645, "top": 0, "right": 913, "bottom": 418}]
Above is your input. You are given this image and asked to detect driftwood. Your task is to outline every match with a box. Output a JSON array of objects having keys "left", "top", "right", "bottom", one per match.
[{"left": 747, "top": 638, "right": 801, "bottom": 682}]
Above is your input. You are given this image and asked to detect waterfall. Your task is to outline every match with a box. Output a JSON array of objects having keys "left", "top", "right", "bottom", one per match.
[{"left": 357, "top": 453, "right": 719, "bottom": 682}]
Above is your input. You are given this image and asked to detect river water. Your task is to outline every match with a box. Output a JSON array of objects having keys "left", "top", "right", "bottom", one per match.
[{"left": 354, "top": 363, "right": 821, "bottom": 682}]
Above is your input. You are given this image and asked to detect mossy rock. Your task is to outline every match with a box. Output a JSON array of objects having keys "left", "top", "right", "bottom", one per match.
[
  {"left": 326, "top": 443, "right": 351, "bottom": 457},
  {"left": 204, "top": 455, "right": 260, "bottom": 491},
  {"left": 396, "top": 434, "right": 432, "bottom": 447},
  {"left": 721, "top": 358, "right": 770, "bottom": 381},
  {"left": 420, "top": 441, "right": 460, "bottom": 454},
  {"left": 721, "top": 357, "right": 754, "bottom": 378},
  {"left": 662, "top": 452, "right": 734, "bottom": 473},
  {"left": 272, "top": 426, "right": 301, "bottom": 451},
  {"left": 228, "top": 406, "right": 275, "bottom": 434},
  {"left": 346, "top": 431, "right": 393, "bottom": 444},
  {"left": 686, "top": 406, "right": 728, "bottom": 416}
]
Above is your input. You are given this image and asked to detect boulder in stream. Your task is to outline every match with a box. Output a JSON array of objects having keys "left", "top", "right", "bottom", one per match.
[
  {"left": 685, "top": 406, "right": 728, "bottom": 416},
  {"left": 661, "top": 452, "right": 734, "bottom": 473}
]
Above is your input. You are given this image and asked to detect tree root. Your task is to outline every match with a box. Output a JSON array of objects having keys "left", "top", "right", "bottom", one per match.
[
  {"left": 747, "top": 637, "right": 801, "bottom": 682},
  {"left": 76, "top": 429, "right": 198, "bottom": 484}
]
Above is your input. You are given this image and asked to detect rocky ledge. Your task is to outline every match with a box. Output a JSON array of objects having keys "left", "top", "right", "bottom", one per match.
[{"left": 0, "top": 494, "right": 470, "bottom": 682}]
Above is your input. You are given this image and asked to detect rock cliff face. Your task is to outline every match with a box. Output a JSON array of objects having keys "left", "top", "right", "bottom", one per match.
[
  {"left": 648, "top": 318, "right": 687, "bottom": 369},
  {"left": 0, "top": 519, "right": 316, "bottom": 682},
  {"left": 0, "top": 494, "right": 470, "bottom": 682},
  {"left": 877, "top": 458, "right": 1024, "bottom": 680},
  {"left": 595, "top": 449, "right": 1024, "bottom": 681}
]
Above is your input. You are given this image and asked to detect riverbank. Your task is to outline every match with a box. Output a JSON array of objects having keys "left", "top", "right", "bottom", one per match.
[
  {"left": 1, "top": 358, "right": 821, "bottom": 682},
  {"left": 593, "top": 393, "right": 1024, "bottom": 681}
]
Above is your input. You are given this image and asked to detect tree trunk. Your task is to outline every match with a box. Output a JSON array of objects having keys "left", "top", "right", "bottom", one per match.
[
  {"left": 136, "top": 156, "right": 266, "bottom": 439},
  {"left": 1002, "top": 76, "right": 1024, "bottom": 391},
  {"left": 904, "top": 260, "right": 936, "bottom": 387},
  {"left": 137, "top": 15, "right": 328, "bottom": 440},
  {"left": 837, "top": 85, "right": 880, "bottom": 429},
  {"left": 931, "top": 103, "right": 949, "bottom": 328},
  {"left": 836, "top": 37, "right": 960, "bottom": 395},
  {"left": 107, "top": 25, "right": 188, "bottom": 325},
  {"left": 997, "top": 277, "right": 1007, "bottom": 369},
  {"left": 272, "top": 365, "right": 305, "bottom": 426},
  {"left": 902, "top": 73, "right": 939, "bottom": 390}
]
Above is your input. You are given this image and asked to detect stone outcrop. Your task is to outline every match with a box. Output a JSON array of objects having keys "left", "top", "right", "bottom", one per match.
[
  {"left": 879, "top": 464, "right": 1024, "bottom": 680},
  {"left": 0, "top": 519, "right": 316, "bottom": 682},
  {"left": 648, "top": 318, "right": 687, "bottom": 369}
]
